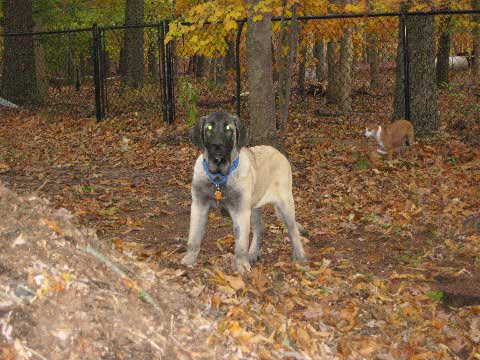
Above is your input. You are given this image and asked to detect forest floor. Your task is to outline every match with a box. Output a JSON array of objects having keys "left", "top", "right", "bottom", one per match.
[{"left": 0, "top": 75, "right": 479, "bottom": 359}]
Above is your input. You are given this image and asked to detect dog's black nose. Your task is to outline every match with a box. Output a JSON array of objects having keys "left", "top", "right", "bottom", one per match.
[
  {"left": 211, "top": 140, "right": 224, "bottom": 151},
  {"left": 212, "top": 155, "right": 223, "bottom": 165}
]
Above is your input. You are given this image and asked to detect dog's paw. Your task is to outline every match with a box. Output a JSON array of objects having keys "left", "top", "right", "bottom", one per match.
[
  {"left": 181, "top": 252, "right": 198, "bottom": 267},
  {"left": 236, "top": 258, "right": 252, "bottom": 275}
]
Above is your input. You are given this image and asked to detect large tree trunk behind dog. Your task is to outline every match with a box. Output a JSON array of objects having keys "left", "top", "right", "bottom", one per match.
[
  {"left": 473, "top": 0, "right": 480, "bottom": 78},
  {"left": 436, "top": 16, "right": 451, "bottom": 86},
  {"left": 337, "top": 25, "right": 353, "bottom": 112},
  {"left": 246, "top": 0, "right": 277, "bottom": 146},
  {"left": 392, "top": 4, "right": 439, "bottom": 135},
  {"left": 1, "top": 0, "right": 45, "bottom": 105},
  {"left": 122, "top": 0, "right": 145, "bottom": 88}
]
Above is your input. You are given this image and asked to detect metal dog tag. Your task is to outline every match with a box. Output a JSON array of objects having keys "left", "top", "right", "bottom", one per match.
[{"left": 215, "top": 189, "right": 222, "bottom": 201}]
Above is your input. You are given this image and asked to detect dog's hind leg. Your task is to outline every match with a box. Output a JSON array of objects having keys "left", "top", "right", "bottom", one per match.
[
  {"left": 249, "top": 208, "right": 264, "bottom": 263},
  {"left": 275, "top": 198, "right": 307, "bottom": 263},
  {"left": 275, "top": 206, "right": 308, "bottom": 237}
]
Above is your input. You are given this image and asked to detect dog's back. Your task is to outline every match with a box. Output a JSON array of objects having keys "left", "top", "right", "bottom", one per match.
[
  {"left": 242, "top": 146, "right": 292, "bottom": 208},
  {"left": 388, "top": 119, "right": 414, "bottom": 149}
]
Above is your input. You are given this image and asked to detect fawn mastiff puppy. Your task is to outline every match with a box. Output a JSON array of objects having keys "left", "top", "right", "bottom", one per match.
[{"left": 181, "top": 112, "right": 307, "bottom": 274}]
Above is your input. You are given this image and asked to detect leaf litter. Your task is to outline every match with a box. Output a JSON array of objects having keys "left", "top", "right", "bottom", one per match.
[{"left": 0, "top": 92, "right": 479, "bottom": 359}]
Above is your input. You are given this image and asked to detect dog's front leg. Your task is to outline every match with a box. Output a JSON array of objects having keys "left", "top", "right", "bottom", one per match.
[
  {"left": 231, "top": 207, "right": 252, "bottom": 274},
  {"left": 182, "top": 198, "right": 210, "bottom": 266}
]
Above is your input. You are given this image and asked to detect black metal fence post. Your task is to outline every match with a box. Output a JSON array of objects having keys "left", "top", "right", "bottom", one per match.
[
  {"left": 401, "top": 11, "right": 411, "bottom": 121},
  {"left": 158, "top": 21, "right": 167, "bottom": 122},
  {"left": 92, "top": 23, "right": 103, "bottom": 121},
  {"left": 100, "top": 28, "right": 108, "bottom": 116},
  {"left": 158, "top": 21, "right": 175, "bottom": 123},
  {"left": 235, "top": 20, "right": 245, "bottom": 117},
  {"left": 165, "top": 20, "right": 175, "bottom": 123}
]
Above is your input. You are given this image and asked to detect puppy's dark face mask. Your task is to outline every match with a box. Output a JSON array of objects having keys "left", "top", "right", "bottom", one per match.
[
  {"left": 191, "top": 112, "right": 247, "bottom": 176},
  {"left": 203, "top": 119, "right": 235, "bottom": 175}
]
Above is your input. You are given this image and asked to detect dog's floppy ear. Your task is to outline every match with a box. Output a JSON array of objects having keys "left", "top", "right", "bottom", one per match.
[
  {"left": 190, "top": 115, "right": 207, "bottom": 149},
  {"left": 232, "top": 115, "right": 248, "bottom": 148}
]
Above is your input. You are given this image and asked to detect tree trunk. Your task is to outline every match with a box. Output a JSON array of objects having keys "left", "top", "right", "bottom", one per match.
[
  {"left": 366, "top": 33, "right": 380, "bottom": 88},
  {"left": 67, "top": 51, "right": 75, "bottom": 85},
  {"left": 436, "top": 17, "right": 451, "bottom": 87},
  {"left": 208, "top": 58, "right": 216, "bottom": 83},
  {"left": 194, "top": 55, "right": 207, "bottom": 78},
  {"left": 79, "top": 52, "right": 86, "bottom": 77},
  {"left": 148, "top": 43, "right": 159, "bottom": 82},
  {"left": 297, "top": 43, "right": 307, "bottom": 96},
  {"left": 246, "top": 0, "right": 277, "bottom": 147},
  {"left": 278, "top": 4, "right": 299, "bottom": 144},
  {"left": 392, "top": 14, "right": 406, "bottom": 120},
  {"left": 335, "top": 0, "right": 353, "bottom": 112},
  {"left": 34, "top": 27, "right": 48, "bottom": 99},
  {"left": 337, "top": 26, "right": 353, "bottom": 112},
  {"left": 103, "top": 51, "right": 111, "bottom": 78},
  {"left": 1, "top": 0, "right": 44, "bottom": 105},
  {"left": 473, "top": 0, "right": 480, "bottom": 78},
  {"left": 122, "top": 0, "right": 145, "bottom": 88},
  {"left": 272, "top": 40, "right": 279, "bottom": 82},
  {"left": 216, "top": 58, "right": 226, "bottom": 85},
  {"left": 393, "top": 7, "right": 439, "bottom": 135},
  {"left": 326, "top": 40, "right": 337, "bottom": 103},
  {"left": 118, "top": 47, "right": 126, "bottom": 75},
  {"left": 313, "top": 40, "right": 326, "bottom": 81},
  {"left": 366, "top": 1, "right": 379, "bottom": 88},
  {"left": 276, "top": 0, "right": 288, "bottom": 89},
  {"left": 225, "top": 39, "right": 235, "bottom": 72}
]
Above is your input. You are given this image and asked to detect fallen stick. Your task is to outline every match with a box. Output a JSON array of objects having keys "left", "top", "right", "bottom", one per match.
[{"left": 84, "top": 246, "right": 164, "bottom": 315}]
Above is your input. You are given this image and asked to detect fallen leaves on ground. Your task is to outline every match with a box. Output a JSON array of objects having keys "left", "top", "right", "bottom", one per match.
[{"left": 0, "top": 83, "right": 479, "bottom": 358}]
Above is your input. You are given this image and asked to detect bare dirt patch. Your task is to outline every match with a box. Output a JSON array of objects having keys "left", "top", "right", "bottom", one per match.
[{"left": 0, "top": 183, "right": 227, "bottom": 359}]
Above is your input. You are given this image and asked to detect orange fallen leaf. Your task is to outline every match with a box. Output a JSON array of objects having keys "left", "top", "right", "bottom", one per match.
[{"left": 41, "top": 217, "right": 64, "bottom": 235}]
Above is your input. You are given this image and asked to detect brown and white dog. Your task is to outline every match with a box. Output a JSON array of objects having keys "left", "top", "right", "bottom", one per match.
[{"left": 364, "top": 119, "right": 415, "bottom": 159}]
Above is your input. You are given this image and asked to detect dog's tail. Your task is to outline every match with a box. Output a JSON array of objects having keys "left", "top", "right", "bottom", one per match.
[{"left": 296, "top": 222, "right": 309, "bottom": 237}]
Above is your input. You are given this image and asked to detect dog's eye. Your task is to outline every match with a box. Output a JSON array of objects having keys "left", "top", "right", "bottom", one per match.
[
  {"left": 225, "top": 124, "right": 232, "bottom": 131},
  {"left": 206, "top": 124, "right": 214, "bottom": 132}
]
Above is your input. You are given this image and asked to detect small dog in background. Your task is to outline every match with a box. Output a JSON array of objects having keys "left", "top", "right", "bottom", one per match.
[{"left": 364, "top": 119, "right": 415, "bottom": 160}]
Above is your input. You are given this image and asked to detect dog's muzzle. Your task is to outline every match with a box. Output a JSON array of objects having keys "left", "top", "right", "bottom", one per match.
[{"left": 207, "top": 141, "right": 231, "bottom": 173}]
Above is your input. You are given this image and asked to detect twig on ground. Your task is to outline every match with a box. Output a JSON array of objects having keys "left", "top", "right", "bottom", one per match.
[
  {"left": 84, "top": 246, "right": 164, "bottom": 315},
  {"left": 22, "top": 344, "right": 48, "bottom": 360},
  {"left": 34, "top": 179, "right": 49, "bottom": 194},
  {"left": 127, "top": 328, "right": 165, "bottom": 354}
]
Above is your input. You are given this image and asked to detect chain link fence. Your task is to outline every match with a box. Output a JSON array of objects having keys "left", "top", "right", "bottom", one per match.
[
  {"left": 0, "top": 9, "right": 478, "bottom": 127},
  {"left": 0, "top": 28, "right": 95, "bottom": 117}
]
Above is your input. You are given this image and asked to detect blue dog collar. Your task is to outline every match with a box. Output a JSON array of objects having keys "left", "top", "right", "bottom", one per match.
[{"left": 202, "top": 156, "right": 239, "bottom": 186}]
